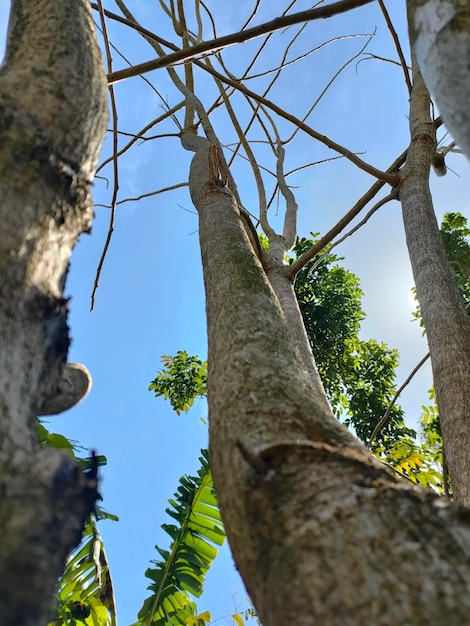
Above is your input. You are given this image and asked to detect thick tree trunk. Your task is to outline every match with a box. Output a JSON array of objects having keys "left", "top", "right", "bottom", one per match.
[
  {"left": 183, "top": 131, "right": 470, "bottom": 625},
  {"left": 399, "top": 61, "right": 470, "bottom": 505},
  {"left": 0, "top": 2, "right": 107, "bottom": 624}
]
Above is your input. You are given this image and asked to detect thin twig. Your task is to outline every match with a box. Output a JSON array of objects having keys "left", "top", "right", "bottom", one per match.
[
  {"left": 97, "top": 104, "right": 183, "bottom": 173},
  {"left": 286, "top": 149, "right": 406, "bottom": 279},
  {"left": 357, "top": 52, "right": 410, "bottom": 69},
  {"left": 367, "top": 353, "right": 431, "bottom": 448},
  {"left": 377, "top": 0, "right": 412, "bottom": 95},
  {"left": 115, "top": 183, "right": 188, "bottom": 205},
  {"left": 92, "top": 0, "right": 119, "bottom": 311},
  {"left": 307, "top": 191, "right": 397, "bottom": 276}
]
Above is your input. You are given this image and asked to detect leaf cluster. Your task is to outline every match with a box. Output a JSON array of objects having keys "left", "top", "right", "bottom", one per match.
[
  {"left": 51, "top": 513, "right": 117, "bottom": 626},
  {"left": 38, "top": 421, "right": 117, "bottom": 626},
  {"left": 149, "top": 352, "right": 207, "bottom": 415},
  {"left": 440, "top": 212, "right": 470, "bottom": 298},
  {"left": 292, "top": 236, "right": 414, "bottom": 448},
  {"left": 413, "top": 212, "right": 470, "bottom": 325}
]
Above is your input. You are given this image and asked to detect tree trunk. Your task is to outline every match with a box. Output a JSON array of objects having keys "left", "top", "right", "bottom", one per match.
[
  {"left": 0, "top": 1, "right": 107, "bottom": 624},
  {"left": 182, "top": 130, "right": 470, "bottom": 625},
  {"left": 407, "top": 0, "right": 470, "bottom": 159},
  {"left": 399, "top": 59, "right": 470, "bottom": 505}
]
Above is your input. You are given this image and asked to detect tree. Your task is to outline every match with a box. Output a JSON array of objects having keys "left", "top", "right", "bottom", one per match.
[
  {"left": 3, "top": 1, "right": 470, "bottom": 624},
  {"left": 0, "top": 2, "right": 107, "bottom": 624}
]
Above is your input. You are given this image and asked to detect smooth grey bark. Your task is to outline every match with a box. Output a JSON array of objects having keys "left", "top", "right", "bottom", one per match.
[
  {"left": 399, "top": 60, "right": 470, "bottom": 506},
  {"left": 183, "top": 131, "right": 470, "bottom": 625},
  {"left": 0, "top": 1, "right": 107, "bottom": 624},
  {"left": 408, "top": 0, "right": 470, "bottom": 160}
]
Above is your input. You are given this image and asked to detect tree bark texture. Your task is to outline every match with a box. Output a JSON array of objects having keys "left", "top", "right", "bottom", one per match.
[
  {"left": 183, "top": 131, "right": 470, "bottom": 625},
  {"left": 408, "top": 0, "right": 470, "bottom": 160},
  {"left": 399, "top": 60, "right": 470, "bottom": 506},
  {"left": 0, "top": 2, "right": 107, "bottom": 624}
]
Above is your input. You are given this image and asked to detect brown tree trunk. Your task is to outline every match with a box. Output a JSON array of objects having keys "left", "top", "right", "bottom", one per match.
[
  {"left": 183, "top": 131, "right": 470, "bottom": 626},
  {"left": 0, "top": 1, "right": 107, "bottom": 624},
  {"left": 399, "top": 59, "right": 470, "bottom": 505}
]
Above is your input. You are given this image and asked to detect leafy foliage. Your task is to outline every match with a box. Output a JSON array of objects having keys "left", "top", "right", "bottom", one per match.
[
  {"left": 235, "top": 604, "right": 262, "bottom": 625},
  {"left": 51, "top": 511, "right": 117, "bottom": 626},
  {"left": 150, "top": 352, "right": 207, "bottom": 414},
  {"left": 412, "top": 212, "right": 470, "bottom": 325},
  {"left": 293, "top": 239, "right": 364, "bottom": 400},
  {"left": 292, "top": 236, "right": 414, "bottom": 448},
  {"left": 39, "top": 421, "right": 117, "bottom": 626},
  {"left": 136, "top": 450, "right": 225, "bottom": 626},
  {"left": 440, "top": 212, "right": 470, "bottom": 298}
]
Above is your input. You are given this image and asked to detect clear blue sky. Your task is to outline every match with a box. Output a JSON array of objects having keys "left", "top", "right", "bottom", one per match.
[{"left": 1, "top": 2, "right": 470, "bottom": 624}]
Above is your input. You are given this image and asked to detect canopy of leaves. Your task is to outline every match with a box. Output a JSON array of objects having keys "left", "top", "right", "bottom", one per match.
[{"left": 292, "top": 236, "right": 414, "bottom": 448}]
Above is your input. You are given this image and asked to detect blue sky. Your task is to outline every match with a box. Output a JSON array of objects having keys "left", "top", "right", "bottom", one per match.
[{"left": 2, "top": 1, "right": 470, "bottom": 624}]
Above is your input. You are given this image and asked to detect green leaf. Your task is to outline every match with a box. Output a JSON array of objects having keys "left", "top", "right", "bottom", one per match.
[
  {"left": 137, "top": 450, "right": 224, "bottom": 624},
  {"left": 50, "top": 514, "right": 117, "bottom": 626}
]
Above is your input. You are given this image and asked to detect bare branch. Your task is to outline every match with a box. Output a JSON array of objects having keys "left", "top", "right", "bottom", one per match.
[
  {"left": 106, "top": 0, "right": 376, "bottom": 84},
  {"left": 367, "top": 353, "right": 431, "bottom": 449},
  {"left": 377, "top": 0, "right": 412, "bottom": 95},
  {"left": 100, "top": 2, "right": 393, "bottom": 183},
  {"left": 276, "top": 144, "right": 298, "bottom": 250},
  {"left": 286, "top": 149, "right": 406, "bottom": 279},
  {"left": 97, "top": 104, "right": 184, "bottom": 173},
  {"left": 307, "top": 191, "right": 397, "bottom": 275},
  {"left": 115, "top": 183, "right": 188, "bottom": 205},
  {"left": 214, "top": 78, "right": 271, "bottom": 237},
  {"left": 92, "top": 0, "right": 119, "bottom": 311}
]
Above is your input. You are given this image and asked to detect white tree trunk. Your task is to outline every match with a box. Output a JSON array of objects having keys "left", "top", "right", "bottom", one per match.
[
  {"left": 0, "top": 1, "right": 107, "bottom": 623},
  {"left": 183, "top": 131, "right": 470, "bottom": 626},
  {"left": 408, "top": 0, "right": 470, "bottom": 159}
]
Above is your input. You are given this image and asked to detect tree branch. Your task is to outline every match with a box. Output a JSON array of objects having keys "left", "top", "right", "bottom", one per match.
[
  {"left": 367, "top": 353, "right": 431, "bottom": 449},
  {"left": 105, "top": 0, "right": 376, "bottom": 84},
  {"left": 286, "top": 149, "right": 406, "bottom": 279}
]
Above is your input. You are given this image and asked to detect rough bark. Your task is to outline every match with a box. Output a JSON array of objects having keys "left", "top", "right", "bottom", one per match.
[
  {"left": 183, "top": 131, "right": 470, "bottom": 625},
  {"left": 399, "top": 60, "right": 470, "bottom": 506},
  {"left": 0, "top": 1, "right": 107, "bottom": 624},
  {"left": 408, "top": 0, "right": 470, "bottom": 160}
]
